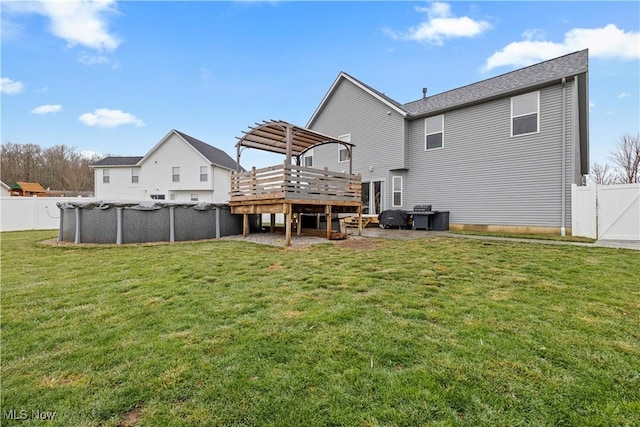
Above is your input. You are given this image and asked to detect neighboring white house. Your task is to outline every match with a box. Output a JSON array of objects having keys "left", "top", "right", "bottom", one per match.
[{"left": 91, "top": 129, "right": 240, "bottom": 203}]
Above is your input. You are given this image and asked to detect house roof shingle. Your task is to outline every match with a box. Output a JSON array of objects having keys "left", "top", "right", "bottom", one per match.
[
  {"left": 90, "top": 130, "right": 240, "bottom": 171},
  {"left": 12, "top": 182, "right": 47, "bottom": 192},
  {"left": 92, "top": 156, "right": 144, "bottom": 167},
  {"left": 173, "top": 130, "right": 239, "bottom": 171},
  {"left": 340, "top": 72, "right": 406, "bottom": 111},
  {"left": 402, "top": 49, "right": 589, "bottom": 117}
]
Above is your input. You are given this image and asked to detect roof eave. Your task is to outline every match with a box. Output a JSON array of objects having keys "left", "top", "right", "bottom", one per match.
[{"left": 408, "top": 74, "right": 587, "bottom": 120}]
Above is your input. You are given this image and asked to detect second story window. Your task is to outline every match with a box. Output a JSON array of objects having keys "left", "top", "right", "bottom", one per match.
[
  {"left": 131, "top": 168, "right": 140, "bottom": 184},
  {"left": 172, "top": 166, "right": 180, "bottom": 182},
  {"left": 511, "top": 91, "right": 539, "bottom": 136},
  {"left": 200, "top": 166, "right": 208, "bottom": 182},
  {"left": 103, "top": 169, "right": 110, "bottom": 184},
  {"left": 425, "top": 115, "right": 444, "bottom": 150}
]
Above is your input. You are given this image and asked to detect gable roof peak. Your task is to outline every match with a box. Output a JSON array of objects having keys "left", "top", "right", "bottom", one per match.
[
  {"left": 172, "top": 129, "right": 240, "bottom": 171},
  {"left": 307, "top": 71, "right": 408, "bottom": 127}
]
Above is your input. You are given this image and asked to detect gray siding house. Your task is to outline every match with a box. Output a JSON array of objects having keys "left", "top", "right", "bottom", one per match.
[{"left": 307, "top": 50, "right": 589, "bottom": 234}]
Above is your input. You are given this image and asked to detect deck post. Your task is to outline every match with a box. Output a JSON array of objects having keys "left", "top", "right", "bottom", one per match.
[
  {"left": 285, "top": 204, "right": 292, "bottom": 246},
  {"left": 358, "top": 204, "right": 363, "bottom": 236},
  {"left": 326, "top": 205, "right": 332, "bottom": 240},
  {"left": 296, "top": 213, "right": 302, "bottom": 236},
  {"left": 285, "top": 125, "right": 292, "bottom": 166},
  {"left": 243, "top": 213, "right": 248, "bottom": 237},
  {"left": 270, "top": 213, "right": 275, "bottom": 233}
]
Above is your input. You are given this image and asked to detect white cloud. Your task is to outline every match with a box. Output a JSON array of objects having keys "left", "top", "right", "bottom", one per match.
[
  {"left": 80, "top": 150, "right": 102, "bottom": 159},
  {"left": 3, "top": 0, "right": 120, "bottom": 51},
  {"left": 77, "top": 51, "right": 119, "bottom": 68},
  {"left": 1, "top": 77, "right": 25, "bottom": 94},
  {"left": 618, "top": 92, "right": 630, "bottom": 99},
  {"left": 384, "top": 2, "right": 491, "bottom": 45},
  {"left": 485, "top": 24, "right": 640, "bottom": 71},
  {"left": 522, "top": 28, "right": 546, "bottom": 41},
  {"left": 79, "top": 108, "right": 144, "bottom": 128},
  {"left": 31, "top": 104, "right": 63, "bottom": 114}
]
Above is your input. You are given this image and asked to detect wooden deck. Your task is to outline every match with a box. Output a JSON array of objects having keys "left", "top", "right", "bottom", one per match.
[{"left": 229, "top": 163, "right": 363, "bottom": 245}]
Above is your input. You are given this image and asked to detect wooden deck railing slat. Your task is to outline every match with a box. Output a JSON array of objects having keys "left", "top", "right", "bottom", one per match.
[{"left": 230, "top": 164, "right": 361, "bottom": 202}]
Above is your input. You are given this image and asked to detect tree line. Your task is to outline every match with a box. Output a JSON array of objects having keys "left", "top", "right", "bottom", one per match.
[
  {"left": 590, "top": 133, "right": 640, "bottom": 185},
  {"left": 1, "top": 142, "right": 102, "bottom": 194}
]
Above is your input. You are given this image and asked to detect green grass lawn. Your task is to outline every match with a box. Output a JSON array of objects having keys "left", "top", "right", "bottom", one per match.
[{"left": 1, "top": 230, "right": 639, "bottom": 426}]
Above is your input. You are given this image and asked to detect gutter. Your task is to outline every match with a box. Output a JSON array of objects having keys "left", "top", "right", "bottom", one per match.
[{"left": 561, "top": 77, "right": 567, "bottom": 236}]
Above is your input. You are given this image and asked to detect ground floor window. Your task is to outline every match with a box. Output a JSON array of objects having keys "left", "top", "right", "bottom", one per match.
[
  {"left": 150, "top": 194, "right": 165, "bottom": 200},
  {"left": 392, "top": 176, "right": 402, "bottom": 207}
]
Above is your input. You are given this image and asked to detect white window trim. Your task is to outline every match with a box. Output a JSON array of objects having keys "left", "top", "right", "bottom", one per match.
[
  {"left": 392, "top": 176, "right": 402, "bottom": 207},
  {"left": 511, "top": 91, "right": 540, "bottom": 137},
  {"left": 338, "top": 133, "right": 351, "bottom": 163},
  {"left": 172, "top": 166, "right": 180, "bottom": 183},
  {"left": 200, "top": 166, "right": 208, "bottom": 182},
  {"left": 424, "top": 115, "right": 444, "bottom": 151},
  {"left": 131, "top": 168, "right": 140, "bottom": 184},
  {"left": 103, "top": 169, "right": 110, "bottom": 184}
]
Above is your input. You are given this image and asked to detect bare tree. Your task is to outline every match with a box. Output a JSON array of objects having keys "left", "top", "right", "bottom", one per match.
[
  {"left": 1, "top": 142, "right": 100, "bottom": 193},
  {"left": 610, "top": 133, "right": 640, "bottom": 184},
  {"left": 0, "top": 142, "right": 43, "bottom": 185},
  {"left": 42, "top": 145, "right": 73, "bottom": 190},
  {"left": 0, "top": 142, "right": 23, "bottom": 184},
  {"left": 589, "top": 162, "right": 616, "bottom": 185}
]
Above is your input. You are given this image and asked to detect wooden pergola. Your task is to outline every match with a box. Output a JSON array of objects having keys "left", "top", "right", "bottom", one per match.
[{"left": 230, "top": 120, "right": 363, "bottom": 246}]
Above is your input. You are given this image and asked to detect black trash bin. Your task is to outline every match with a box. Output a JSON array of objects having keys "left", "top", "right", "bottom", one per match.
[{"left": 432, "top": 211, "right": 449, "bottom": 231}]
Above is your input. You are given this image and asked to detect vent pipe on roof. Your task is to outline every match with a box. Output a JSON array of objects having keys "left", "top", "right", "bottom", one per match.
[{"left": 422, "top": 87, "right": 428, "bottom": 98}]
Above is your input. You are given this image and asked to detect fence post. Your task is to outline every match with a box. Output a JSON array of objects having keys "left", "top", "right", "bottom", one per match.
[{"left": 32, "top": 196, "right": 38, "bottom": 230}]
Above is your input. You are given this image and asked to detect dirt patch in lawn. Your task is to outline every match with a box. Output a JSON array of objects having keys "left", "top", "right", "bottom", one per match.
[{"left": 116, "top": 407, "right": 142, "bottom": 427}]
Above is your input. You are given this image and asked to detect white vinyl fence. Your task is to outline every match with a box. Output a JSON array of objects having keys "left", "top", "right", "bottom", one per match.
[
  {"left": 572, "top": 183, "right": 640, "bottom": 241},
  {"left": 1, "top": 197, "right": 97, "bottom": 232}
]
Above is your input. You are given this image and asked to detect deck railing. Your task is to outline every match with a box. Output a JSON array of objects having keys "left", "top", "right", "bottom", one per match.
[{"left": 231, "top": 163, "right": 361, "bottom": 203}]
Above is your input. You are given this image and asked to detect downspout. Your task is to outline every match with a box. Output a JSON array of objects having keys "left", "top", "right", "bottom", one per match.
[{"left": 561, "top": 77, "right": 567, "bottom": 236}]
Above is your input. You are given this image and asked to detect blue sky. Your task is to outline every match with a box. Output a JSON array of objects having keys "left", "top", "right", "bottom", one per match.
[{"left": 2, "top": 1, "right": 639, "bottom": 170}]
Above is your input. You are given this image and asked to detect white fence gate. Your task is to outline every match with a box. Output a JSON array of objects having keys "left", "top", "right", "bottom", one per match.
[
  {"left": 572, "top": 183, "right": 640, "bottom": 241},
  {"left": 1, "top": 197, "right": 97, "bottom": 232}
]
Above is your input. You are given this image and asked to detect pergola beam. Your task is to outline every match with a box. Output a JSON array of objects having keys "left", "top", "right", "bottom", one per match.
[{"left": 235, "top": 120, "right": 356, "bottom": 174}]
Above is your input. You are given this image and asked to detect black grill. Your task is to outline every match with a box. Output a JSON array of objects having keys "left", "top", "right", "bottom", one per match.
[
  {"left": 378, "top": 210, "right": 409, "bottom": 228},
  {"left": 409, "top": 205, "right": 434, "bottom": 230},
  {"left": 411, "top": 204, "right": 433, "bottom": 214}
]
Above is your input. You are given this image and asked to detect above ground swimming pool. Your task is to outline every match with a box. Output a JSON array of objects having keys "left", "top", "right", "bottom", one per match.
[{"left": 57, "top": 200, "right": 259, "bottom": 244}]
